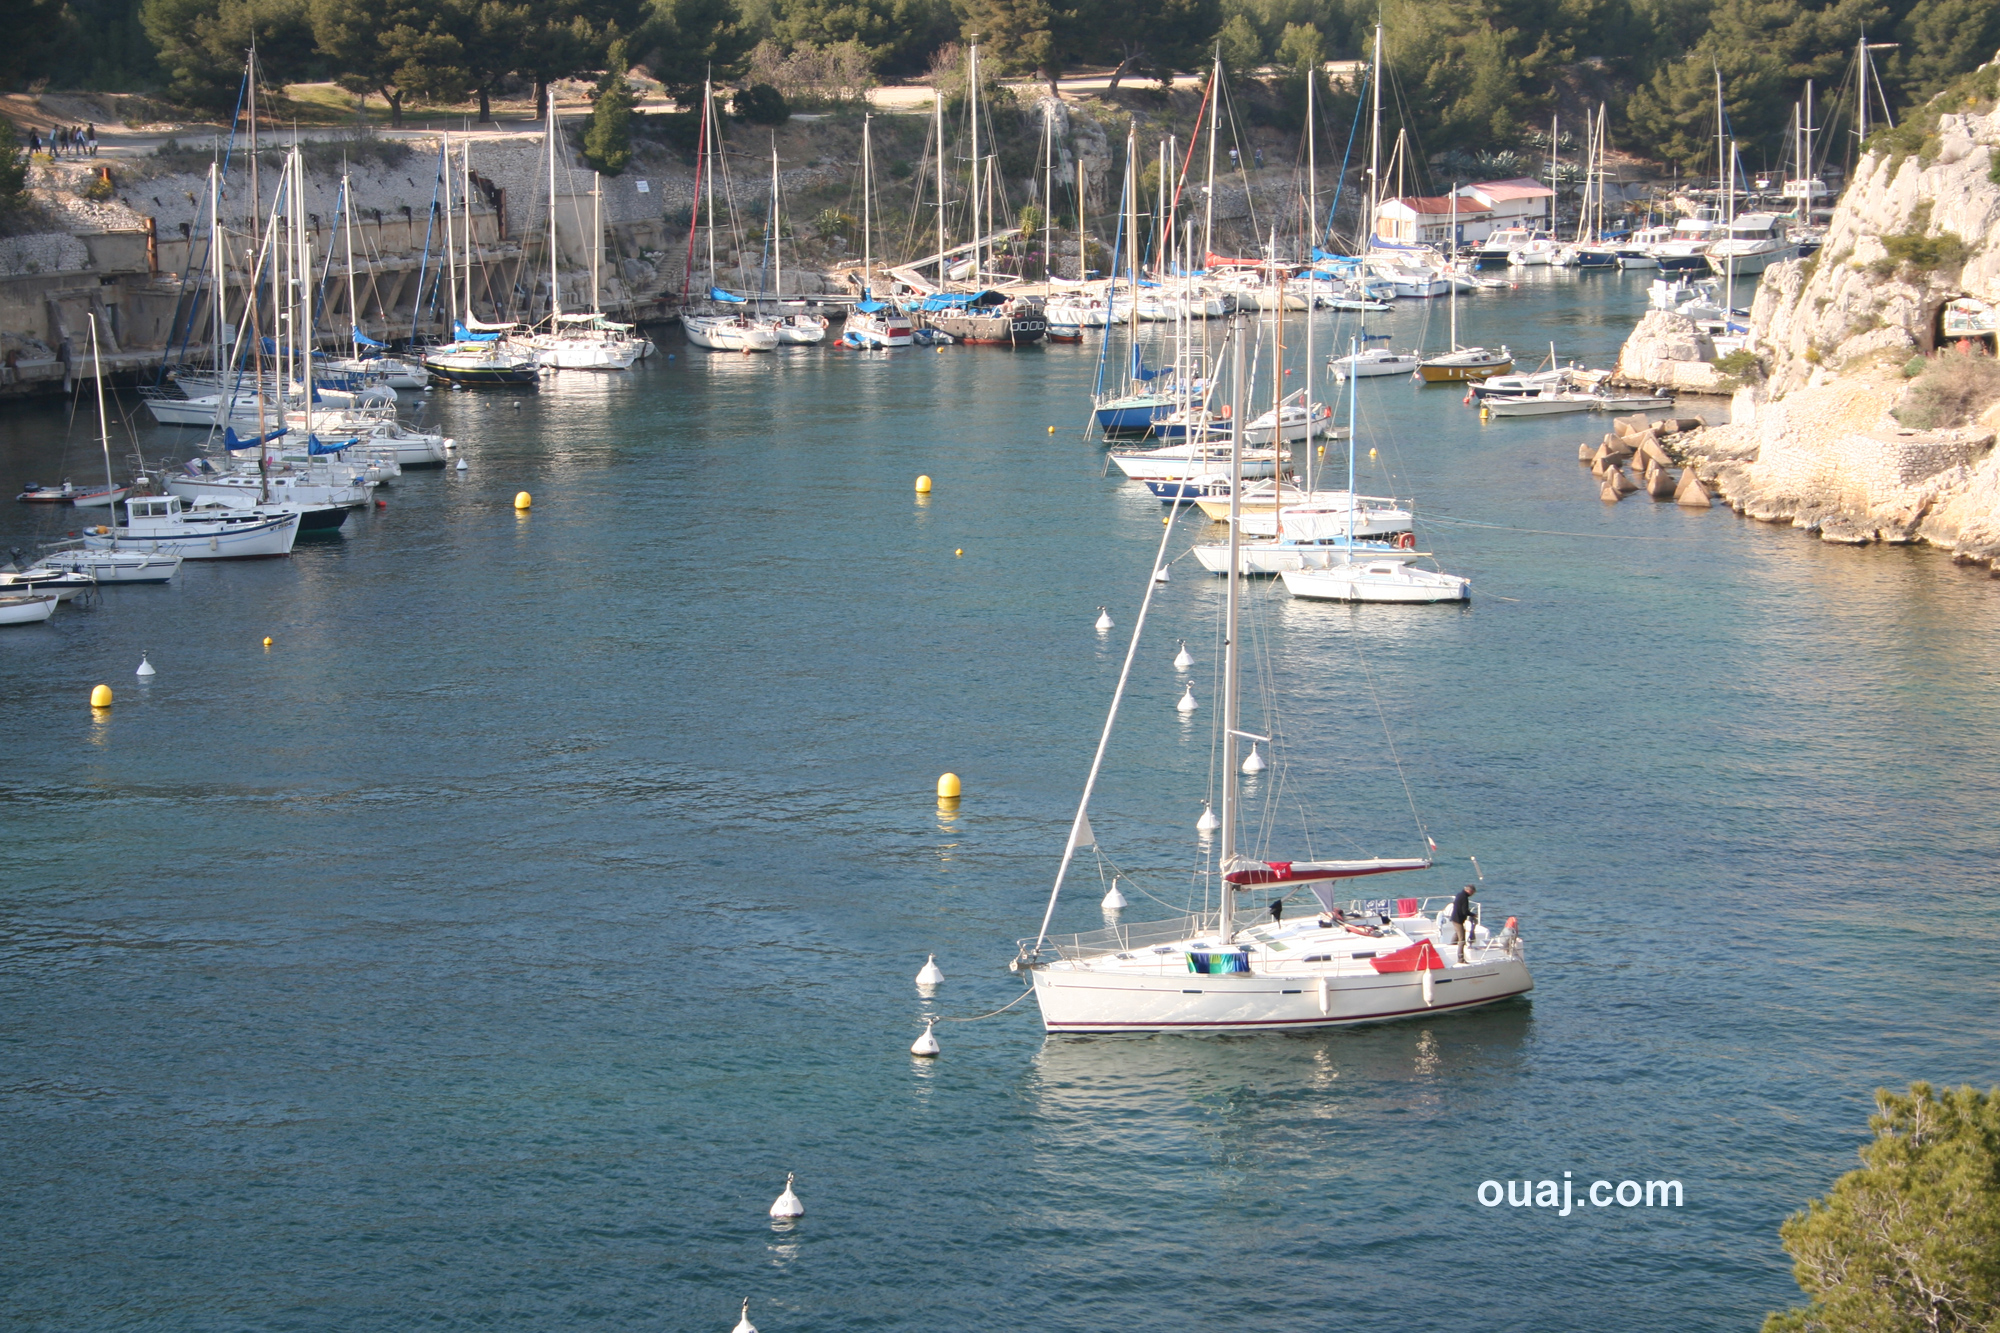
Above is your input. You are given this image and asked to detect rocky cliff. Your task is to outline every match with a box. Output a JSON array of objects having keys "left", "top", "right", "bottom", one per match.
[{"left": 1640, "top": 57, "right": 2000, "bottom": 568}]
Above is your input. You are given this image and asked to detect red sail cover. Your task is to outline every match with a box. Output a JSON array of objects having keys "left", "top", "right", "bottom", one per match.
[
  {"left": 1369, "top": 940, "right": 1445, "bottom": 974},
  {"left": 1223, "top": 857, "right": 1431, "bottom": 888}
]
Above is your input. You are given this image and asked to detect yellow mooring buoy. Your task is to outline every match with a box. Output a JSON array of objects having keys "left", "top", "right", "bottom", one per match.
[
  {"left": 514, "top": 491, "right": 533, "bottom": 510},
  {"left": 936, "top": 772, "right": 962, "bottom": 799},
  {"left": 262, "top": 636, "right": 273, "bottom": 648},
  {"left": 915, "top": 475, "right": 932, "bottom": 494},
  {"left": 90, "top": 683, "right": 113, "bottom": 708}
]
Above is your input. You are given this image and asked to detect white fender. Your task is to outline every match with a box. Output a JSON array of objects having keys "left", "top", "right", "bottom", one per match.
[
  {"left": 1316, "top": 976, "right": 1330, "bottom": 1016},
  {"left": 1421, "top": 966, "right": 1434, "bottom": 1007}
]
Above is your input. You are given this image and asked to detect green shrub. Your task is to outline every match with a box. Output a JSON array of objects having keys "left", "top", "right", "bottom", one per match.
[
  {"left": 1904, "top": 355, "right": 1926, "bottom": 378},
  {"left": 1714, "top": 349, "right": 1761, "bottom": 377},
  {"left": 1893, "top": 349, "right": 2000, "bottom": 429},
  {"left": 732, "top": 83, "right": 789, "bottom": 126}
]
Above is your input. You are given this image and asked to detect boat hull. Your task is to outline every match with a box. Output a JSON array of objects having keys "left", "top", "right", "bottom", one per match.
[
  {"left": 82, "top": 512, "right": 300, "bottom": 559},
  {"left": 1282, "top": 562, "right": 1470, "bottom": 602},
  {"left": 1032, "top": 957, "right": 1531, "bottom": 1032},
  {"left": 0, "top": 594, "right": 60, "bottom": 625},
  {"left": 924, "top": 313, "right": 1046, "bottom": 346},
  {"left": 1417, "top": 357, "right": 1513, "bottom": 383},
  {"left": 37, "top": 550, "right": 181, "bottom": 583}
]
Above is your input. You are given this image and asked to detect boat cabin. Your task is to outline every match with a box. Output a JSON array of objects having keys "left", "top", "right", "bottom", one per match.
[
  {"left": 1725, "top": 212, "right": 1785, "bottom": 241},
  {"left": 124, "top": 496, "right": 184, "bottom": 521}
]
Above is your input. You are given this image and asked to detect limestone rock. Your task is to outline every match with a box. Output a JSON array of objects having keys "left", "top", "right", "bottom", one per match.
[{"left": 1614, "top": 311, "right": 1715, "bottom": 388}]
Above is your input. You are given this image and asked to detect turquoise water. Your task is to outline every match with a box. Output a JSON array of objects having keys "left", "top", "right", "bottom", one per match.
[{"left": 3, "top": 271, "right": 1998, "bottom": 1331}]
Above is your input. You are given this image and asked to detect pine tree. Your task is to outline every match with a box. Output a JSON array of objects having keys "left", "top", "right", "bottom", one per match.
[{"left": 582, "top": 38, "right": 636, "bottom": 175}]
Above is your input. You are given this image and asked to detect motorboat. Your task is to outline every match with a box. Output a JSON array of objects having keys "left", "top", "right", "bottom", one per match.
[
  {"left": 772, "top": 313, "right": 828, "bottom": 345},
  {"left": 1482, "top": 390, "right": 1602, "bottom": 416},
  {"left": 0, "top": 564, "right": 95, "bottom": 600},
  {"left": 1616, "top": 224, "right": 1673, "bottom": 268},
  {"left": 1473, "top": 226, "right": 1545, "bottom": 268},
  {"left": 1507, "top": 237, "right": 1560, "bottom": 266},
  {"left": 1282, "top": 556, "right": 1470, "bottom": 603},
  {"left": 82, "top": 494, "right": 300, "bottom": 559},
  {"left": 15, "top": 481, "right": 128, "bottom": 506},
  {"left": 1707, "top": 212, "right": 1795, "bottom": 277},
  {"left": 1241, "top": 389, "right": 1338, "bottom": 445},
  {"left": 34, "top": 543, "right": 181, "bottom": 583},
  {"left": 1417, "top": 346, "right": 1513, "bottom": 383},
  {"left": 1332, "top": 348, "right": 1422, "bottom": 380},
  {"left": 914, "top": 291, "right": 1047, "bottom": 346},
  {"left": 0, "top": 592, "right": 59, "bottom": 625},
  {"left": 844, "top": 301, "right": 914, "bottom": 348},
  {"left": 1652, "top": 210, "right": 1726, "bottom": 272}
]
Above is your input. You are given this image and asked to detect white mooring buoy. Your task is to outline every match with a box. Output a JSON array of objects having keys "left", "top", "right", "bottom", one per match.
[
  {"left": 769, "top": 1172, "right": 804, "bottom": 1219},
  {"left": 1176, "top": 683, "right": 1198, "bottom": 714},
  {"left": 1173, "top": 641, "right": 1194, "bottom": 672},
  {"left": 456, "top": 458, "right": 468, "bottom": 471},
  {"left": 1241, "top": 743, "right": 1267, "bottom": 775},
  {"left": 1094, "top": 606, "right": 1114, "bottom": 632},
  {"left": 1153, "top": 564, "right": 1170, "bottom": 583},
  {"left": 1196, "top": 801, "right": 1220, "bottom": 836},
  {"left": 1102, "top": 880, "right": 1128, "bottom": 911},
  {"left": 915, "top": 954, "right": 944, "bottom": 987},
  {"left": 732, "top": 1299, "right": 758, "bottom": 1333},
  {"left": 911, "top": 1018, "right": 940, "bottom": 1057},
  {"left": 135, "top": 653, "right": 155, "bottom": 679}
]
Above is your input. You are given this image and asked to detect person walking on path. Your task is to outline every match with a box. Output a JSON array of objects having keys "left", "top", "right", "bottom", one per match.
[
  {"left": 86, "top": 124, "right": 97, "bottom": 156},
  {"left": 1448, "top": 884, "right": 1477, "bottom": 963}
]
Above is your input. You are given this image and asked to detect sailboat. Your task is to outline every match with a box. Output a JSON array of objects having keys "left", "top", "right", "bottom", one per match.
[
  {"left": 528, "top": 102, "right": 641, "bottom": 369},
  {"left": 1283, "top": 344, "right": 1470, "bottom": 602},
  {"left": 683, "top": 79, "right": 781, "bottom": 352},
  {"left": 1017, "top": 311, "right": 1530, "bottom": 1032},
  {"left": 842, "top": 116, "right": 909, "bottom": 348},
  {"left": 423, "top": 136, "right": 541, "bottom": 385},
  {"left": 1417, "top": 187, "right": 1512, "bottom": 382}
]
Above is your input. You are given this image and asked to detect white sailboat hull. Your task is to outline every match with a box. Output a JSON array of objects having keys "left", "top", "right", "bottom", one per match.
[
  {"left": 1282, "top": 559, "right": 1470, "bottom": 602},
  {"left": 684, "top": 316, "right": 780, "bottom": 351},
  {"left": 82, "top": 512, "right": 300, "bottom": 559},
  {"left": 1033, "top": 954, "right": 1531, "bottom": 1031}
]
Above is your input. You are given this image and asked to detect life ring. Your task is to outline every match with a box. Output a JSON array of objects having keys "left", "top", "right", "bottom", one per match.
[{"left": 1396, "top": 531, "right": 1416, "bottom": 550}]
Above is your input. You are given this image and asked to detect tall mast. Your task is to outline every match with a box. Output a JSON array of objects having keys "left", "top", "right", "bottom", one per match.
[
  {"left": 861, "top": 113, "right": 873, "bottom": 294},
  {"left": 1204, "top": 50, "right": 1220, "bottom": 260},
  {"left": 441, "top": 133, "right": 457, "bottom": 331},
  {"left": 1302, "top": 226, "right": 1313, "bottom": 494},
  {"left": 704, "top": 79, "right": 717, "bottom": 296},
  {"left": 1219, "top": 312, "right": 1244, "bottom": 943},
  {"left": 968, "top": 43, "right": 981, "bottom": 286},
  {"left": 1126, "top": 126, "right": 1138, "bottom": 364},
  {"left": 89, "top": 314, "right": 115, "bottom": 535},
  {"left": 1306, "top": 66, "right": 1317, "bottom": 252},
  {"left": 1042, "top": 102, "right": 1054, "bottom": 277},
  {"left": 209, "top": 163, "right": 224, "bottom": 370},
  {"left": 767, "top": 150, "right": 779, "bottom": 305},
  {"left": 1367, "top": 25, "right": 1381, "bottom": 249},
  {"left": 592, "top": 171, "right": 603, "bottom": 313},
  {"left": 1857, "top": 35, "right": 1867, "bottom": 143},
  {"left": 934, "top": 91, "right": 947, "bottom": 288},
  {"left": 1076, "top": 158, "right": 1085, "bottom": 286},
  {"left": 462, "top": 139, "right": 474, "bottom": 322},
  {"left": 547, "top": 97, "right": 562, "bottom": 325},
  {"left": 342, "top": 169, "right": 360, "bottom": 358},
  {"left": 1715, "top": 66, "right": 1726, "bottom": 192},
  {"left": 1448, "top": 184, "right": 1458, "bottom": 351},
  {"left": 1156, "top": 137, "right": 1167, "bottom": 277}
]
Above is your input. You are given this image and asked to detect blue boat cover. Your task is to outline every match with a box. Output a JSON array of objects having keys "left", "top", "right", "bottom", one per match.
[
  {"left": 351, "top": 328, "right": 388, "bottom": 348},
  {"left": 914, "top": 289, "right": 1005, "bottom": 311},
  {"left": 453, "top": 322, "right": 502, "bottom": 343},
  {"left": 710, "top": 287, "right": 747, "bottom": 303},
  {"left": 855, "top": 299, "right": 885, "bottom": 313},
  {"left": 222, "top": 425, "right": 291, "bottom": 451},
  {"left": 306, "top": 433, "right": 360, "bottom": 455}
]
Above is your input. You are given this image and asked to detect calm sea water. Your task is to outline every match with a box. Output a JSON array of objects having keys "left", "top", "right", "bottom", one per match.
[{"left": 4, "top": 272, "right": 1998, "bottom": 1332}]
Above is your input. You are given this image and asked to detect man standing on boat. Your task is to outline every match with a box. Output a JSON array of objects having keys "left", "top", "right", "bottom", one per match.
[{"left": 1449, "top": 884, "right": 1477, "bottom": 963}]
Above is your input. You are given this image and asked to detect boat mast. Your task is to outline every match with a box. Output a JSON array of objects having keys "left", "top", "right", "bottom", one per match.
[
  {"left": 1076, "top": 158, "right": 1085, "bottom": 287},
  {"left": 1366, "top": 25, "right": 1381, "bottom": 249},
  {"left": 342, "top": 169, "right": 360, "bottom": 358},
  {"left": 861, "top": 113, "right": 872, "bottom": 295},
  {"left": 1204, "top": 50, "right": 1219, "bottom": 260},
  {"left": 441, "top": 133, "right": 458, "bottom": 332},
  {"left": 593, "top": 171, "right": 603, "bottom": 314},
  {"left": 1306, "top": 65, "right": 1317, "bottom": 251},
  {"left": 1857, "top": 34, "right": 1867, "bottom": 143},
  {"left": 1448, "top": 185, "right": 1458, "bottom": 352},
  {"left": 209, "top": 163, "right": 224, "bottom": 372},
  {"left": 968, "top": 43, "right": 981, "bottom": 286},
  {"left": 462, "top": 140, "right": 474, "bottom": 323},
  {"left": 1042, "top": 102, "right": 1054, "bottom": 277},
  {"left": 89, "top": 313, "right": 115, "bottom": 544},
  {"left": 1125, "top": 126, "right": 1138, "bottom": 377},
  {"left": 1345, "top": 336, "right": 1356, "bottom": 544},
  {"left": 548, "top": 98, "right": 562, "bottom": 326},
  {"left": 934, "top": 91, "right": 947, "bottom": 289},
  {"left": 767, "top": 150, "right": 779, "bottom": 304},
  {"left": 1219, "top": 311, "right": 1244, "bottom": 943},
  {"left": 704, "top": 79, "right": 717, "bottom": 300}
]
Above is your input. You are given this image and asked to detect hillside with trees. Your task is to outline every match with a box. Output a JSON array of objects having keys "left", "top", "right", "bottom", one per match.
[{"left": 5, "top": 0, "right": 1998, "bottom": 171}]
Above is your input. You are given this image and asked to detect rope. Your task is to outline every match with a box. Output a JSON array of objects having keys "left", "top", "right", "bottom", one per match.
[{"left": 933, "top": 987, "right": 1036, "bottom": 1023}]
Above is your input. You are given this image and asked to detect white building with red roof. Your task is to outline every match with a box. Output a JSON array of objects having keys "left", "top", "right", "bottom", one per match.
[
  {"left": 1374, "top": 195, "right": 1495, "bottom": 246},
  {"left": 1455, "top": 178, "right": 1556, "bottom": 230}
]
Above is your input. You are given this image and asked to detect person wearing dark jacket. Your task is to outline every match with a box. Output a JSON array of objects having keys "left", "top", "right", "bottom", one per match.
[{"left": 1448, "top": 884, "right": 1477, "bottom": 962}]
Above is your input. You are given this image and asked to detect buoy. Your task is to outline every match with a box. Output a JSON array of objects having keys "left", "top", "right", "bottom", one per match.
[
  {"left": 936, "top": 772, "right": 962, "bottom": 799},
  {"left": 954, "top": 548, "right": 963, "bottom": 557},
  {"left": 512, "top": 401, "right": 521, "bottom": 409},
  {"left": 1241, "top": 743, "right": 1267, "bottom": 774},
  {"left": 1173, "top": 641, "right": 1194, "bottom": 671},
  {"left": 1102, "top": 880, "right": 1128, "bottom": 911},
  {"left": 1153, "top": 564, "right": 1169, "bottom": 583},
  {"left": 1176, "top": 683, "right": 1197, "bottom": 713},
  {"left": 1094, "top": 606, "right": 1113, "bottom": 631},
  {"left": 262, "top": 636, "right": 273, "bottom": 648},
  {"left": 914, "top": 474, "right": 932, "bottom": 493},
  {"left": 456, "top": 458, "right": 468, "bottom": 471},
  {"left": 731, "top": 1299, "right": 758, "bottom": 1333},
  {"left": 1162, "top": 514, "right": 1171, "bottom": 525},
  {"left": 769, "top": 1173, "right": 804, "bottom": 1219},
  {"left": 911, "top": 1018, "right": 940, "bottom": 1057},
  {"left": 136, "top": 654, "right": 155, "bottom": 678},
  {"left": 514, "top": 491, "right": 532, "bottom": 509},
  {"left": 1047, "top": 425, "right": 1056, "bottom": 434},
  {"left": 1196, "top": 801, "right": 1219, "bottom": 835},
  {"left": 1368, "top": 448, "right": 1377, "bottom": 458},
  {"left": 89, "top": 683, "right": 113, "bottom": 708},
  {"left": 916, "top": 954, "right": 944, "bottom": 986}
]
